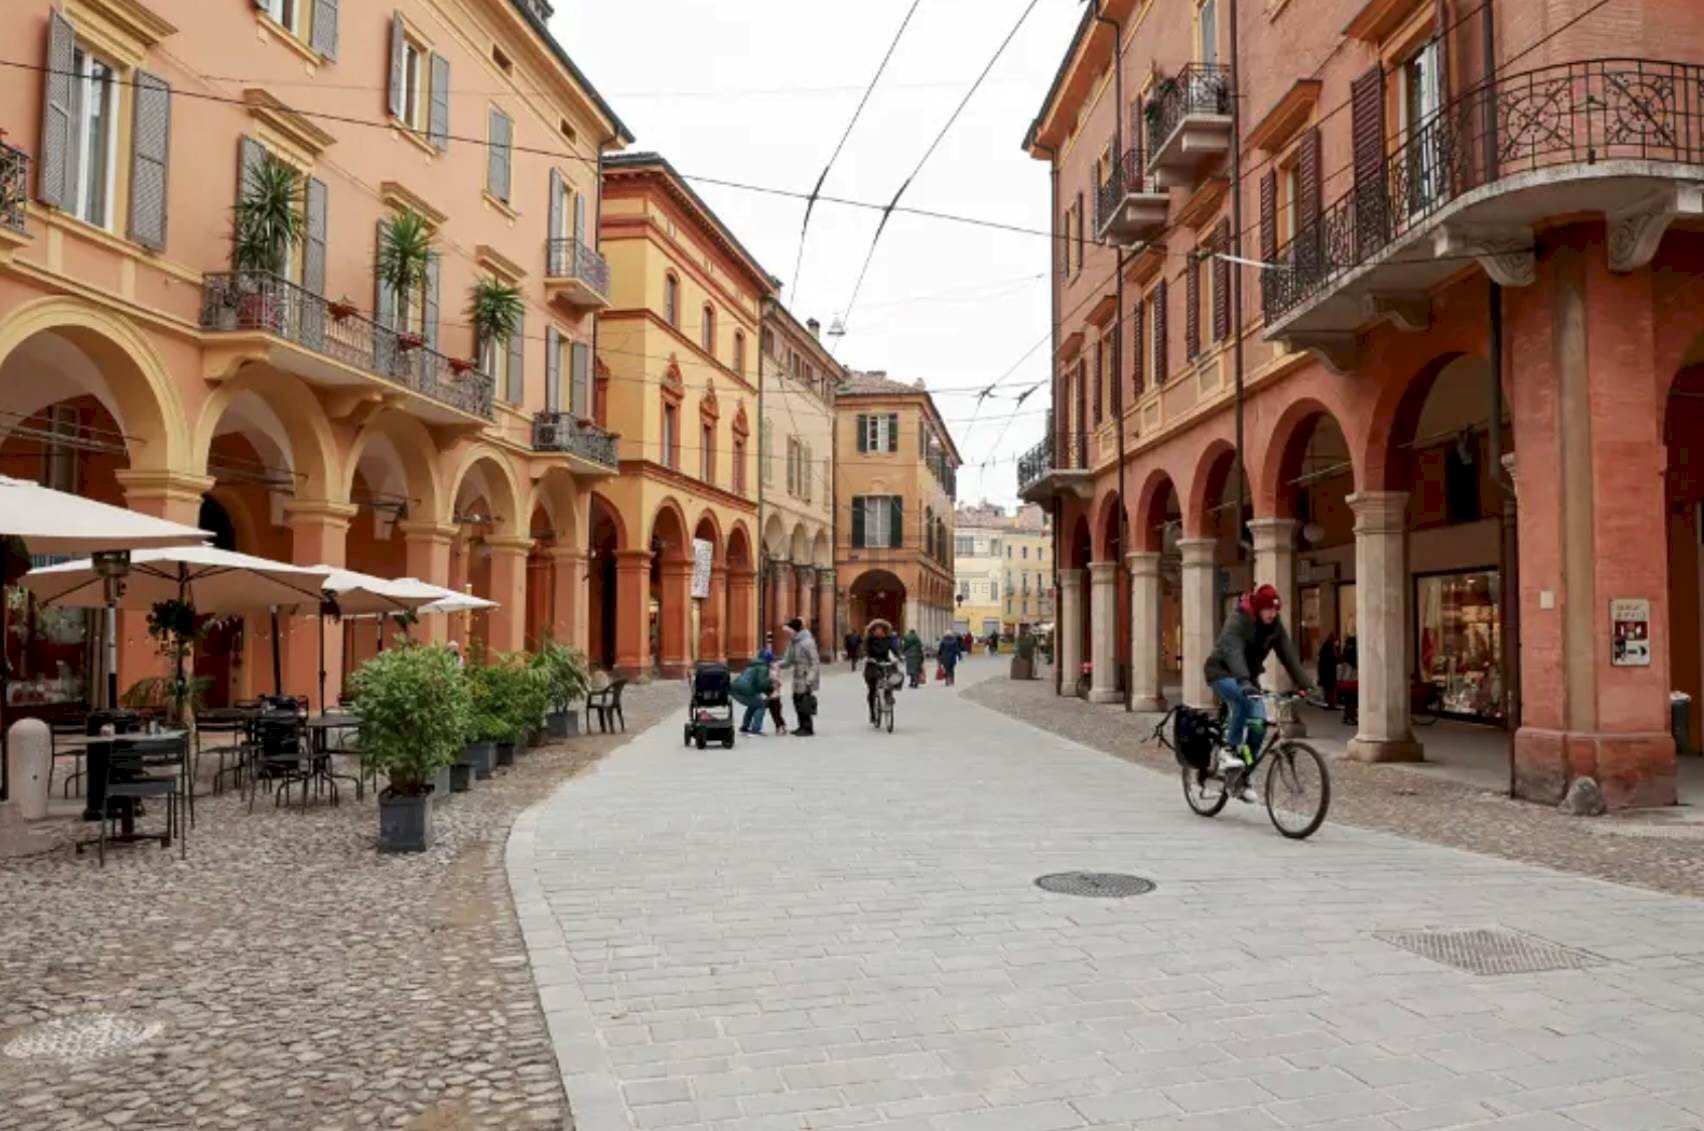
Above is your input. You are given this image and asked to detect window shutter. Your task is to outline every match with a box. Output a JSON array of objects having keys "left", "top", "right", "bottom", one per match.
[
  {"left": 428, "top": 53, "right": 450, "bottom": 151},
  {"left": 423, "top": 255, "right": 440, "bottom": 350},
  {"left": 1212, "top": 219, "right": 1231, "bottom": 343},
  {"left": 373, "top": 220, "right": 396, "bottom": 373},
  {"left": 887, "top": 413, "right": 899, "bottom": 453},
  {"left": 856, "top": 414, "right": 867, "bottom": 453},
  {"left": 1092, "top": 339, "right": 1104, "bottom": 424},
  {"left": 1259, "top": 170, "right": 1277, "bottom": 312},
  {"left": 890, "top": 497, "right": 904, "bottom": 549},
  {"left": 311, "top": 0, "right": 339, "bottom": 59},
  {"left": 852, "top": 497, "right": 866, "bottom": 548},
  {"left": 301, "top": 177, "right": 328, "bottom": 348},
  {"left": 387, "top": 13, "right": 405, "bottom": 119},
  {"left": 127, "top": 71, "right": 171, "bottom": 251},
  {"left": 38, "top": 8, "right": 74, "bottom": 209},
  {"left": 547, "top": 168, "right": 564, "bottom": 261},
  {"left": 1350, "top": 67, "right": 1386, "bottom": 252},
  {"left": 1185, "top": 253, "right": 1201, "bottom": 360},
  {"left": 1131, "top": 298, "right": 1144, "bottom": 397},
  {"left": 1298, "top": 128, "right": 1322, "bottom": 223},
  {"left": 545, "top": 325, "right": 561, "bottom": 412},
  {"left": 571, "top": 340, "right": 590, "bottom": 419},
  {"left": 507, "top": 309, "right": 525, "bottom": 404},
  {"left": 1154, "top": 279, "right": 1168, "bottom": 381},
  {"left": 488, "top": 110, "right": 512, "bottom": 202},
  {"left": 573, "top": 189, "right": 586, "bottom": 247}
]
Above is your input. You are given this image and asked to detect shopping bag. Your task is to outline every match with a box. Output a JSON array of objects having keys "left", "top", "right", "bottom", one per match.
[{"left": 935, "top": 664, "right": 946, "bottom": 683}]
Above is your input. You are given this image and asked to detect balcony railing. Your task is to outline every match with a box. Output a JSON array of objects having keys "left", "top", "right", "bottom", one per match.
[
  {"left": 532, "top": 410, "right": 618, "bottom": 469},
  {"left": 1144, "top": 63, "right": 1233, "bottom": 166},
  {"left": 546, "top": 237, "right": 610, "bottom": 299},
  {"left": 1264, "top": 57, "right": 1704, "bottom": 325},
  {"left": 1017, "top": 437, "right": 1054, "bottom": 496},
  {"left": 199, "top": 271, "right": 494, "bottom": 420},
  {"left": 1095, "top": 147, "right": 1168, "bottom": 242},
  {"left": 1, "top": 141, "right": 29, "bottom": 233}
]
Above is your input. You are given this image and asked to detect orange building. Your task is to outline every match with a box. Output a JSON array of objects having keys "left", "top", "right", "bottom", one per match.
[
  {"left": 590, "top": 153, "right": 766, "bottom": 677},
  {"left": 834, "top": 372, "right": 960, "bottom": 642},
  {"left": 1021, "top": 0, "right": 1704, "bottom": 806},
  {"left": 0, "top": 0, "right": 628, "bottom": 710}
]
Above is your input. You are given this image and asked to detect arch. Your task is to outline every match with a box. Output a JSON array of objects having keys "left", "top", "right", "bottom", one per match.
[
  {"left": 193, "top": 367, "right": 340, "bottom": 502},
  {"left": 849, "top": 568, "right": 907, "bottom": 632},
  {"left": 344, "top": 409, "right": 444, "bottom": 526},
  {"left": 811, "top": 528, "right": 831, "bottom": 568},
  {"left": 444, "top": 443, "right": 524, "bottom": 538},
  {"left": 1361, "top": 350, "right": 1479, "bottom": 492},
  {"left": 1133, "top": 467, "right": 1181, "bottom": 552},
  {"left": 202, "top": 485, "right": 261, "bottom": 554},
  {"left": 727, "top": 522, "right": 755, "bottom": 571},
  {"left": 0, "top": 295, "right": 190, "bottom": 471},
  {"left": 1067, "top": 513, "right": 1092, "bottom": 570},
  {"left": 527, "top": 466, "right": 584, "bottom": 551},
  {"left": 588, "top": 490, "right": 627, "bottom": 552},
  {"left": 1256, "top": 397, "right": 1362, "bottom": 518},
  {"left": 1093, "top": 490, "right": 1124, "bottom": 561},
  {"left": 693, "top": 508, "right": 725, "bottom": 563},
  {"left": 648, "top": 495, "right": 692, "bottom": 562},
  {"left": 788, "top": 521, "right": 809, "bottom": 564},
  {"left": 1184, "top": 439, "right": 1238, "bottom": 538},
  {"left": 762, "top": 510, "right": 788, "bottom": 560}
]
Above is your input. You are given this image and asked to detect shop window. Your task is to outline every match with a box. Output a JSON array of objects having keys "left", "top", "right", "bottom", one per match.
[{"left": 1416, "top": 571, "right": 1503, "bottom": 720}]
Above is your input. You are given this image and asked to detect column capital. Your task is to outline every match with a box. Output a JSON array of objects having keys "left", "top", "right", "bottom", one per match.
[
  {"left": 546, "top": 546, "right": 587, "bottom": 565},
  {"left": 1347, "top": 491, "right": 1409, "bottom": 533},
  {"left": 397, "top": 520, "right": 459, "bottom": 546},
  {"left": 1245, "top": 517, "right": 1300, "bottom": 550},
  {"left": 282, "top": 499, "right": 358, "bottom": 528},
  {"left": 659, "top": 558, "right": 695, "bottom": 577},
  {"left": 115, "top": 468, "right": 215, "bottom": 505},
  {"left": 1177, "top": 537, "right": 1218, "bottom": 567},
  {"left": 1088, "top": 560, "right": 1119, "bottom": 582},
  {"left": 1058, "top": 567, "right": 1084, "bottom": 590},
  {"left": 484, "top": 535, "right": 534, "bottom": 556},
  {"left": 1125, "top": 550, "right": 1163, "bottom": 578},
  {"left": 614, "top": 548, "right": 652, "bottom": 568}
]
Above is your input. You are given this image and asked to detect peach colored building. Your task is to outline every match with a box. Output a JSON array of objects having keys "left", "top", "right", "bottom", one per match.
[
  {"left": 590, "top": 153, "right": 765, "bottom": 678},
  {"left": 834, "top": 372, "right": 960, "bottom": 642},
  {"left": 1021, "top": 0, "right": 1704, "bottom": 807},
  {"left": 0, "top": 0, "right": 628, "bottom": 711}
]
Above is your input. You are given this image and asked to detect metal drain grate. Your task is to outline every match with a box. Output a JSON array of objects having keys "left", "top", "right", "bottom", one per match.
[
  {"left": 3, "top": 1015, "right": 165, "bottom": 1062},
  {"left": 1035, "top": 872, "right": 1155, "bottom": 898},
  {"left": 1374, "top": 927, "right": 1604, "bottom": 976}
]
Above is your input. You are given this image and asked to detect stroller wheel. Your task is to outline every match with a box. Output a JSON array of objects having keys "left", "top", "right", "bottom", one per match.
[{"left": 696, "top": 733, "right": 707, "bottom": 750}]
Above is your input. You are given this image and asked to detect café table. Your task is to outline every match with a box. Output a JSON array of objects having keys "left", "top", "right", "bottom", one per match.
[
  {"left": 69, "top": 730, "right": 189, "bottom": 832},
  {"left": 305, "top": 714, "right": 365, "bottom": 801}
]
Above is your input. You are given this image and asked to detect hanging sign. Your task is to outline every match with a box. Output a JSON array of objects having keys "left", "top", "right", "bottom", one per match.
[
  {"left": 1610, "top": 598, "right": 1651, "bottom": 666},
  {"left": 690, "top": 538, "right": 714, "bottom": 599}
]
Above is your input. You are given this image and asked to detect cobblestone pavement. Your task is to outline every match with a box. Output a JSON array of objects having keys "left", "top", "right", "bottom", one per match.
[
  {"left": 0, "top": 680, "right": 684, "bottom": 1131},
  {"left": 511, "top": 659, "right": 1704, "bottom": 1131},
  {"left": 964, "top": 668, "right": 1704, "bottom": 900}
]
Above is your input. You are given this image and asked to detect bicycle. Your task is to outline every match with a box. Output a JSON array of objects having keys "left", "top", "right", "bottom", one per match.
[
  {"left": 866, "top": 657, "right": 899, "bottom": 733},
  {"left": 1154, "top": 690, "right": 1332, "bottom": 839}
]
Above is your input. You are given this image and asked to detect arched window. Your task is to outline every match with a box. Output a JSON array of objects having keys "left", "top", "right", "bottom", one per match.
[
  {"left": 732, "top": 331, "right": 746, "bottom": 376},
  {"left": 701, "top": 304, "right": 716, "bottom": 354},
  {"left": 664, "top": 273, "right": 679, "bottom": 327}
]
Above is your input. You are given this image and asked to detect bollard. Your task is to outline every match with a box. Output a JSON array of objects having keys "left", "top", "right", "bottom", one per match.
[{"left": 5, "top": 719, "right": 52, "bottom": 821}]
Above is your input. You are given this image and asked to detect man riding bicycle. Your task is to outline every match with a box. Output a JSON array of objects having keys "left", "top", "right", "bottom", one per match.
[
  {"left": 861, "top": 619, "right": 901, "bottom": 725},
  {"left": 1206, "top": 583, "right": 1312, "bottom": 799}
]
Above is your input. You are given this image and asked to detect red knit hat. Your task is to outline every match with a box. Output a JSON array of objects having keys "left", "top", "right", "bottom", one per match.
[{"left": 1248, "top": 584, "right": 1282, "bottom": 615}]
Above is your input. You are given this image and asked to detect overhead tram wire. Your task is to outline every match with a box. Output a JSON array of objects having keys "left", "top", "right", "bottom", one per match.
[
  {"left": 788, "top": 0, "right": 925, "bottom": 299},
  {"left": 833, "top": 0, "right": 1045, "bottom": 337}
]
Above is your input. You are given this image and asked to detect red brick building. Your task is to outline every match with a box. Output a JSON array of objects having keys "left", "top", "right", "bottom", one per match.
[{"left": 1019, "top": 0, "right": 1704, "bottom": 807}]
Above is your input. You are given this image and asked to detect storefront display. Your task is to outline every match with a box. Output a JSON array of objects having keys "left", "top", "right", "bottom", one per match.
[{"left": 1416, "top": 569, "right": 1503, "bottom": 721}]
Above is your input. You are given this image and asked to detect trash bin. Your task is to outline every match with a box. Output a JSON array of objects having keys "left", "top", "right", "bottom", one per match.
[{"left": 1672, "top": 692, "right": 1694, "bottom": 757}]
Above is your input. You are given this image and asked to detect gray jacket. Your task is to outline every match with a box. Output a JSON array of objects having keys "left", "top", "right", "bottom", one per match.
[
  {"left": 1205, "top": 606, "right": 1308, "bottom": 688},
  {"left": 779, "top": 629, "right": 821, "bottom": 693}
]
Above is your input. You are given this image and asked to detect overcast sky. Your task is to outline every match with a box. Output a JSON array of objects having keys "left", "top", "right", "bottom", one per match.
[{"left": 553, "top": 0, "right": 1084, "bottom": 509}]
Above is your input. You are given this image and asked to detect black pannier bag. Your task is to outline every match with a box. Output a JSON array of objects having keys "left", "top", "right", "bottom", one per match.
[{"left": 1172, "top": 706, "right": 1217, "bottom": 770}]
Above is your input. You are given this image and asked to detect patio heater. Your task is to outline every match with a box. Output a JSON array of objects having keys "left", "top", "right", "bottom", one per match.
[{"left": 91, "top": 550, "right": 131, "bottom": 710}]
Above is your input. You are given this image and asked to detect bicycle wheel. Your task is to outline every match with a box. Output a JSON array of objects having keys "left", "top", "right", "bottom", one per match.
[
  {"left": 1182, "top": 766, "right": 1229, "bottom": 817},
  {"left": 1263, "top": 741, "right": 1331, "bottom": 839},
  {"left": 883, "top": 694, "right": 895, "bottom": 733}
]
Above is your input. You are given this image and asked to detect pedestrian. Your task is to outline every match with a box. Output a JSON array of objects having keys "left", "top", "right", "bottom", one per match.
[
  {"left": 446, "top": 639, "right": 465, "bottom": 668},
  {"left": 937, "top": 630, "right": 962, "bottom": 686},
  {"left": 1317, "top": 633, "right": 1339, "bottom": 707},
  {"left": 759, "top": 642, "right": 786, "bottom": 735},
  {"left": 731, "top": 654, "right": 772, "bottom": 735},
  {"left": 845, "top": 629, "right": 862, "bottom": 672},
  {"left": 777, "top": 617, "right": 820, "bottom": 736},
  {"left": 987, "top": 630, "right": 1000, "bottom": 655},
  {"left": 902, "top": 628, "right": 925, "bottom": 688}
]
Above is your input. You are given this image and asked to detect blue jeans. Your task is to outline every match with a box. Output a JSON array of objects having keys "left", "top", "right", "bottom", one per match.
[
  {"left": 1212, "top": 677, "right": 1265, "bottom": 751},
  {"left": 741, "top": 702, "right": 767, "bottom": 733}
]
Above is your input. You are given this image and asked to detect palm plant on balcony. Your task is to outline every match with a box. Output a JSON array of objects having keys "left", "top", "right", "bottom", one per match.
[
  {"left": 467, "top": 277, "right": 523, "bottom": 376},
  {"left": 229, "top": 154, "right": 303, "bottom": 327},
  {"left": 378, "top": 210, "right": 436, "bottom": 351}
]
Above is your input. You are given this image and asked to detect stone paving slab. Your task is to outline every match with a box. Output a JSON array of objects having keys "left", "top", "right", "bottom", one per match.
[{"left": 511, "top": 659, "right": 1704, "bottom": 1130}]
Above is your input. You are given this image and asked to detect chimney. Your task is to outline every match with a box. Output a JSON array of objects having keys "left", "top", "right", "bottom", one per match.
[{"left": 807, "top": 318, "right": 820, "bottom": 339}]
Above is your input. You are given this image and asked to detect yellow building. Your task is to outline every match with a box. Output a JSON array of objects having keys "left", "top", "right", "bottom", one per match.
[
  {"left": 591, "top": 153, "right": 767, "bottom": 676},
  {"left": 759, "top": 303, "right": 839, "bottom": 650},
  {"left": 953, "top": 503, "right": 1054, "bottom": 642}
]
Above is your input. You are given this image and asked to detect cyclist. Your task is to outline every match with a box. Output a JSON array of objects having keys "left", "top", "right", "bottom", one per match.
[
  {"left": 861, "top": 618, "right": 901, "bottom": 725},
  {"left": 1205, "top": 583, "right": 1312, "bottom": 799}
]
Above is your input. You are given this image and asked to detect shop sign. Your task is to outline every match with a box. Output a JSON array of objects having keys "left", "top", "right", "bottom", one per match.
[
  {"left": 690, "top": 538, "right": 714, "bottom": 599},
  {"left": 1610, "top": 598, "right": 1651, "bottom": 666}
]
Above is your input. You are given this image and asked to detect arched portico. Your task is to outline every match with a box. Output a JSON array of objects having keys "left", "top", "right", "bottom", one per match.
[
  {"left": 650, "top": 498, "right": 693, "bottom": 677},
  {"left": 446, "top": 446, "right": 526, "bottom": 655}
]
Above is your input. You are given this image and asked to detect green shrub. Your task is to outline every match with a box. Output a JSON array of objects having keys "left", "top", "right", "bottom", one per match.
[
  {"left": 350, "top": 642, "right": 471, "bottom": 796},
  {"left": 463, "top": 661, "right": 510, "bottom": 743},
  {"left": 498, "top": 651, "right": 552, "bottom": 739},
  {"left": 532, "top": 637, "right": 590, "bottom": 714}
]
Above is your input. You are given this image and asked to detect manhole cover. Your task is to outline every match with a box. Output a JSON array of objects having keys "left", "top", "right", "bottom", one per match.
[
  {"left": 1035, "top": 872, "right": 1155, "bottom": 898},
  {"left": 1374, "top": 927, "right": 1603, "bottom": 976},
  {"left": 3, "top": 1015, "right": 164, "bottom": 1062}
]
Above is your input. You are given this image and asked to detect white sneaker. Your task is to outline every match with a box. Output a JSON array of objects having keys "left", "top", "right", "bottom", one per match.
[{"left": 1215, "top": 747, "right": 1246, "bottom": 774}]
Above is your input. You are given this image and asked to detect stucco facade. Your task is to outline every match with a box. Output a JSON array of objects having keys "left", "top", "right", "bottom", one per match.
[
  {"left": 834, "top": 372, "right": 961, "bottom": 643},
  {"left": 954, "top": 503, "right": 1055, "bottom": 641},
  {"left": 0, "top": 0, "right": 629, "bottom": 711},
  {"left": 1021, "top": 0, "right": 1704, "bottom": 806}
]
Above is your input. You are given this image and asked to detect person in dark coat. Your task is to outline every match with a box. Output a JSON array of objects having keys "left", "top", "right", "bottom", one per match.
[
  {"left": 1317, "top": 633, "right": 1339, "bottom": 707},
  {"left": 937, "top": 631, "right": 963, "bottom": 686},
  {"left": 1205, "top": 583, "right": 1312, "bottom": 792},
  {"left": 759, "top": 643, "right": 786, "bottom": 735},
  {"left": 731, "top": 658, "right": 772, "bottom": 735},
  {"left": 845, "top": 630, "right": 862, "bottom": 671},
  {"left": 902, "top": 629, "right": 925, "bottom": 687}
]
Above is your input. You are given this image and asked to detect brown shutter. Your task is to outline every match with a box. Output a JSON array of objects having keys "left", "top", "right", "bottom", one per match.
[
  {"left": 1185, "top": 252, "right": 1201, "bottom": 360},
  {"left": 1153, "top": 279, "right": 1168, "bottom": 382},
  {"left": 1212, "top": 219, "right": 1231, "bottom": 343},
  {"left": 38, "top": 8, "right": 74, "bottom": 208},
  {"left": 1297, "top": 128, "right": 1322, "bottom": 224},
  {"left": 1131, "top": 298, "right": 1144, "bottom": 397},
  {"left": 1259, "top": 170, "right": 1278, "bottom": 313},
  {"left": 1092, "top": 338, "right": 1103, "bottom": 424},
  {"left": 128, "top": 71, "right": 171, "bottom": 251},
  {"left": 1351, "top": 64, "right": 1388, "bottom": 254}
]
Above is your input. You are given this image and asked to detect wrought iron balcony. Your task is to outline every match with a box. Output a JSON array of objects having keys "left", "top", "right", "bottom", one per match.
[
  {"left": 199, "top": 271, "right": 494, "bottom": 421},
  {"left": 1, "top": 141, "right": 28, "bottom": 234},
  {"left": 545, "top": 237, "right": 611, "bottom": 310},
  {"left": 1144, "top": 63, "right": 1234, "bottom": 189},
  {"left": 1094, "top": 148, "right": 1169, "bottom": 245},
  {"left": 1264, "top": 58, "right": 1704, "bottom": 359},
  {"left": 532, "top": 410, "right": 619, "bottom": 470},
  {"left": 1017, "top": 431, "right": 1093, "bottom": 506}
]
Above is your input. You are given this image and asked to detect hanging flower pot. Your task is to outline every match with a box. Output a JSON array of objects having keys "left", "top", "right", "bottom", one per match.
[
  {"left": 328, "top": 297, "right": 358, "bottom": 322},
  {"left": 396, "top": 331, "right": 425, "bottom": 352},
  {"left": 449, "top": 356, "right": 476, "bottom": 375}
]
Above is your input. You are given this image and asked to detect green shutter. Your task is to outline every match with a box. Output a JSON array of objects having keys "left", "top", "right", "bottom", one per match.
[
  {"left": 851, "top": 497, "right": 865, "bottom": 548},
  {"left": 889, "top": 497, "right": 903, "bottom": 549}
]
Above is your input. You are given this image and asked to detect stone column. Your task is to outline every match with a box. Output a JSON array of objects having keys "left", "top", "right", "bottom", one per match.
[
  {"left": 1127, "top": 551, "right": 1167, "bottom": 711},
  {"left": 1248, "top": 517, "right": 1301, "bottom": 691},
  {"left": 775, "top": 560, "right": 794, "bottom": 635},
  {"left": 658, "top": 558, "right": 694, "bottom": 678},
  {"left": 400, "top": 521, "right": 457, "bottom": 645},
  {"left": 727, "top": 565, "right": 757, "bottom": 663},
  {"left": 1057, "top": 568, "right": 1084, "bottom": 695},
  {"left": 485, "top": 536, "right": 532, "bottom": 655},
  {"left": 548, "top": 547, "right": 587, "bottom": 653},
  {"left": 1178, "top": 538, "right": 1218, "bottom": 709},
  {"left": 284, "top": 500, "right": 355, "bottom": 711},
  {"left": 1088, "top": 561, "right": 1120, "bottom": 703},
  {"left": 614, "top": 549, "right": 651, "bottom": 677},
  {"left": 1346, "top": 492, "right": 1422, "bottom": 762},
  {"left": 702, "top": 564, "right": 727, "bottom": 664}
]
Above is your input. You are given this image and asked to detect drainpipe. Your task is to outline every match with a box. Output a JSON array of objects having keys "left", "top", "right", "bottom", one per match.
[
  {"left": 1034, "top": 136, "right": 1064, "bottom": 696},
  {"left": 1093, "top": 1, "right": 1133, "bottom": 711},
  {"left": 757, "top": 299, "right": 769, "bottom": 639},
  {"left": 1228, "top": 0, "right": 1250, "bottom": 552},
  {"left": 591, "top": 136, "right": 613, "bottom": 425}
]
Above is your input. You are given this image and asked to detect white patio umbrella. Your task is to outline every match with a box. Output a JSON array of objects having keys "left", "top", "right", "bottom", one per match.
[
  {"left": 283, "top": 566, "right": 439, "bottom": 711},
  {"left": 351, "top": 578, "right": 499, "bottom": 660}
]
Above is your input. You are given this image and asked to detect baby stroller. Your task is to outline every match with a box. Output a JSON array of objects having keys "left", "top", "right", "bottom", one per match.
[{"left": 684, "top": 661, "right": 736, "bottom": 750}]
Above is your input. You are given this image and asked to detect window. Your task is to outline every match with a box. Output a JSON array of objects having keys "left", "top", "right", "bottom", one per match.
[
  {"left": 700, "top": 423, "right": 714, "bottom": 484},
  {"left": 701, "top": 304, "right": 716, "bottom": 354},
  {"left": 733, "top": 437, "right": 747, "bottom": 494},
  {"left": 991, "top": 583, "right": 999, "bottom": 602},
  {"left": 400, "top": 38, "right": 425, "bottom": 130},
  {"left": 487, "top": 108, "right": 513, "bottom": 200},
  {"left": 265, "top": 0, "right": 304, "bottom": 36},
  {"left": 852, "top": 496, "right": 903, "bottom": 549},
  {"left": 801, "top": 443, "right": 813, "bottom": 503},
  {"left": 858, "top": 413, "right": 898, "bottom": 453},
  {"left": 732, "top": 331, "right": 746, "bottom": 376},
  {"left": 1403, "top": 39, "right": 1445, "bottom": 212},
  {"left": 786, "top": 437, "right": 799, "bottom": 496},
  {"left": 1281, "top": 159, "right": 1301, "bottom": 243},
  {"left": 664, "top": 274, "right": 680, "bottom": 327},
  {"left": 1198, "top": 0, "right": 1218, "bottom": 66},
  {"left": 956, "top": 535, "right": 975, "bottom": 556},
  {"left": 760, "top": 418, "right": 773, "bottom": 484},
  {"left": 662, "top": 404, "right": 679, "bottom": 469},
  {"left": 760, "top": 327, "right": 775, "bottom": 356},
  {"left": 990, "top": 538, "right": 1001, "bottom": 557},
  {"left": 559, "top": 118, "right": 577, "bottom": 144},
  {"left": 70, "top": 47, "right": 119, "bottom": 228},
  {"left": 1074, "top": 192, "right": 1085, "bottom": 274},
  {"left": 1022, "top": 546, "right": 1029, "bottom": 560}
]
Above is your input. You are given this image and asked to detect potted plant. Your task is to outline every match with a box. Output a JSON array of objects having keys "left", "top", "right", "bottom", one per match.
[
  {"left": 377, "top": 209, "right": 435, "bottom": 349},
  {"left": 489, "top": 653, "right": 548, "bottom": 760},
  {"left": 534, "top": 637, "right": 590, "bottom": 739},
  {"left": 141, "top": 597, "right": 210, "bottom": 730},
  {"left": 449, "top": 356, "right": 476, "bottom": 375},
  {"left": 461, "top": 660, "right": 506, "bottom": 779},
  {"left": 468, "top": 277, "right": 524, "bottom": 373},
  {"left": 231, "top": 153, "right": 304, "bottom": 328},
  {"left": 328, "top": 296, "right": 359, "bottom": 322},
  {"left": 349, "top": 641, "right": 470, "bottom": 852},
  {"left": 1011, "top": 631, "right": 1037, "bottom": 682}
]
